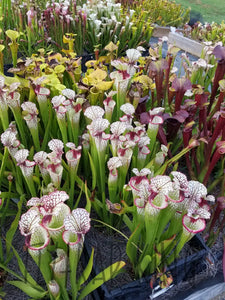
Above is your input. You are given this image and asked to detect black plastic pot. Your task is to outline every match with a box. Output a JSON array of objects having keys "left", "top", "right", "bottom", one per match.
[
  {"left": 3, "top": 64, "right": 14, "bottom": 77},
  {"left": 80, "top": 53, "right": 94, "bottom": 73},
  {"left": 84, "top": 234, "right": 210, "bottom": 300}
]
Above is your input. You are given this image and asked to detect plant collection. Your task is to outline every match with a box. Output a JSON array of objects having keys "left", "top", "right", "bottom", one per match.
[
  {"left": 0, "top": 0, "right": 224, "bottom": 299},
  {"left": 184, "top": 21, "right": 225, "bottom": 45}
]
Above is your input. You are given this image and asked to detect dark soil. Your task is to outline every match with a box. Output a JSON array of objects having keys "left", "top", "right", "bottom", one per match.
[{"left": 84, "top": 218, "right": 221, "bottom": 300}]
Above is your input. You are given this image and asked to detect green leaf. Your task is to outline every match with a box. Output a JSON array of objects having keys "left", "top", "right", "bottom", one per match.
[
  {"left": 126, "top": 224, "right": 142, "bottom": 266},
  {"left": 5, "top": 196, "right": 24, "bottom": 261},
  {"left": 155, "top": 144, "right": 196, "bottom": 176},
  {"left": 156, "top": 235, "right": 177, "bottom": 256},
  {"left": 77, "top": 248, "right": 94, "bottom": 289},
  {"left": 138, "top": 254, "right": 152, "bottom": 278},
  {"left": 85, "top": 182, "right": 91, "bottom": 214},
  {"left": 149, "top": 252, "right": 162, "bottom": 274},
  {"left": 0, "top": 147, "right": 9, "bottom": 186},
  {"left": 41, "top": 107, "right": 52, "bottom": 150},
  {"left": 63, "top": 70, "right": 74, "bottom": 87},
  {"left": 0, "top": 262, "right": 30, "bottom": 282},
  {"left": 9, "top": 243, "right": 45, "bottom": 290},
  {"left": 88, "top": 152, "right": 97, "bottom": 190},
  {"left": 78, "top": 261, "right": 126, "bottom": 300},
  {"left": 123, "top": 214, "right": 134, "bottom": 232},
  {"left": 15, "top": 76, "right": 30, "bottom": 88},
  {"left": 74, "top": 182, "right": 84, "bottom": 209},
  {"left": 7, "top": 281, "right": 47, "bottom": 299}
]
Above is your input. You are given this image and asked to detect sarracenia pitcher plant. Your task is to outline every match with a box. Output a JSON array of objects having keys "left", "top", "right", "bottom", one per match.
[
  {"left": 114, "top": 170, "right": 214, "bottom": 278},
  {"left": 0, "top": 190, "right": 125, "bottom": 300}
]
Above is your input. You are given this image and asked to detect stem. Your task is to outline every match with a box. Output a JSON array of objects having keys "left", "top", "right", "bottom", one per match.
[
  {"left": 24, "top": 175, "right": 36, "bottom": 197},
  {"left": 206, "top": 113, "right": 225, "bottom": 161},
  {"left": 140, "top": 211, "right": 159, "bottom": 259},
  {"left": 0, "top": 106, "right": 9, "bottom": 131},
  {"left": 166, "top": 232, "right": 192, "bottom": 265},
  {"left": 68, "top": 166, "right": 77, "bottom": 209},
  {"left": 117, "top": 83, "right": 126, "bottom": 119},
  {"left": 208, "top": 62, "right": 225, "bottom": 113},
  {"left": 155, "top": 207, "right": 174, "bottom": 240},
  {"left": 57, "top": 117, "right": 68, "bottom": 149},
  {"left": 0, "top": 147, "right": 9, "bottom": 186},
  {"left": 161, "top": 213, "right": 183, "bottom": 241},
  {"left": 38, "top": 98, "right": 49, "bottom": 130},
  {"left": 29, "top": 127, "right": 40, "bottom": 151},
  {"left": 210, "top": 91, "right": 225, "bottom": 117},
  {"left": 1, "top": 180, "right": 12, "bottom": 224},
  {"left": 11, "top": 107, "right": 27, "bottom": 147},
  {"left": 27, "top": 26, "right": 31, "bottom": 57},
  {"left": 155, "top": 142, "right": 198, "bottom": 176},
  {"left": 207, "top": 177, "right": 222, "bottom": 193},
  {"left": 147, "top": 124, "right": 159, "bottom": 160},
  {"left": 29, "top": 249, "right": 52, "bottom": 285},
  {"left": 9, "top": 42, "right": 18, "bottom": 67},
  {"left": 97, "top": 149, "right": 106, "bottom": 222},
  {"left": 72, "top": 120, "right": 79, "bottom": 147},
  {"left": 66, "top": 116, "right": 73, "bottom": 144},
  {"left": 0, "top": 52, "right": 3, "bottom": 74},
  {"left": 69, "top": 248, "right": 80, "bottom": 300},
  {"left": 203, "top": 148, "right": 221, "bottom": 185}
]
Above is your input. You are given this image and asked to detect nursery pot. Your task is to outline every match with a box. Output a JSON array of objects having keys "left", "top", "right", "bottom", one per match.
[
  {"left": 3, "top": 64, "right": 14, "bottom": 77},
  {"left": 84, "top": 233, "right": 210, "bottom": 300},
  {"left": 80, "top": 53, "right": 94, "bottom": 73}
]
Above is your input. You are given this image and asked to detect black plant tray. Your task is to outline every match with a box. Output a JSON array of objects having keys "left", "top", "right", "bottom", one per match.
[{"left": 83, "top": 233, "right": 210, "bottom": 300}]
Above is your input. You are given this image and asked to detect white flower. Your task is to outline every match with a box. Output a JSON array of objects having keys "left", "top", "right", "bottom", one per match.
[
  {"left": 6, "top": 91, "right": 20, "bottom": 108},
  {"left": 14, "top": 149, "right": 35, "bottom": 178},
  {"left": 126, "top": 49, "right": 141, "bottom": 63},
  {"left": 21, "top": 102, "right": 39, "bottom": 129},
  {"left": 120, "top": 103, "right": 135, "bottom": 115},
  {"left": 110, "top": 121, "right": 127, "bottom": 136},
  {"left": 89, "top": 13, "right": 97, "bottom": 20},
  {"left": 87, "top": 118, "right": 110, "bottom": 136},
  {"left": 48, "top": 139, "right": 64, "bottom": 159},
  {"left": 94, "top": 20, "right": 102, "bottom": 30},
  {"left": 187, "top": 181, "right": 208, "bottom": 203},
  {"left": 111, "top": 60, "right": 128, "bottom": 71},
  {"left": 64, "top": 208, "right": 91, "bottom": 234},
  {"left": 184, "top": 89, "right": 193, "bottom": 97},
  {"left": 62, "top": 88, "right": 75, "bottom": 99},
  {"left": 150, "top": 175, "right": 173, "bottom": 195},
  {"left": 84, "top": 106, "right": 105, "bottom": 120},
  {"left": 19, "top": 208, "right": 41, "bottom": 236},
  {"left": 107, "top": 156, "right": 122, "bottom": 171},
  {"left": 111, "top": 15, "right": 117, "bottom": 22},
  {"left": 136, "top": 46, "right": 146, "bottom": 53},
  {"left": 129, "top": 9, "right": 135, "bottom": 17},
  {"left": 132, "top": 168, "right": 151, "bottom": 177}
]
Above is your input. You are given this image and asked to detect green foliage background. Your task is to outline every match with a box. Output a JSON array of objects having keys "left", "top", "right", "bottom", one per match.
[{"left": 173, "top": 0, "right": 225, "bottom": 24}]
